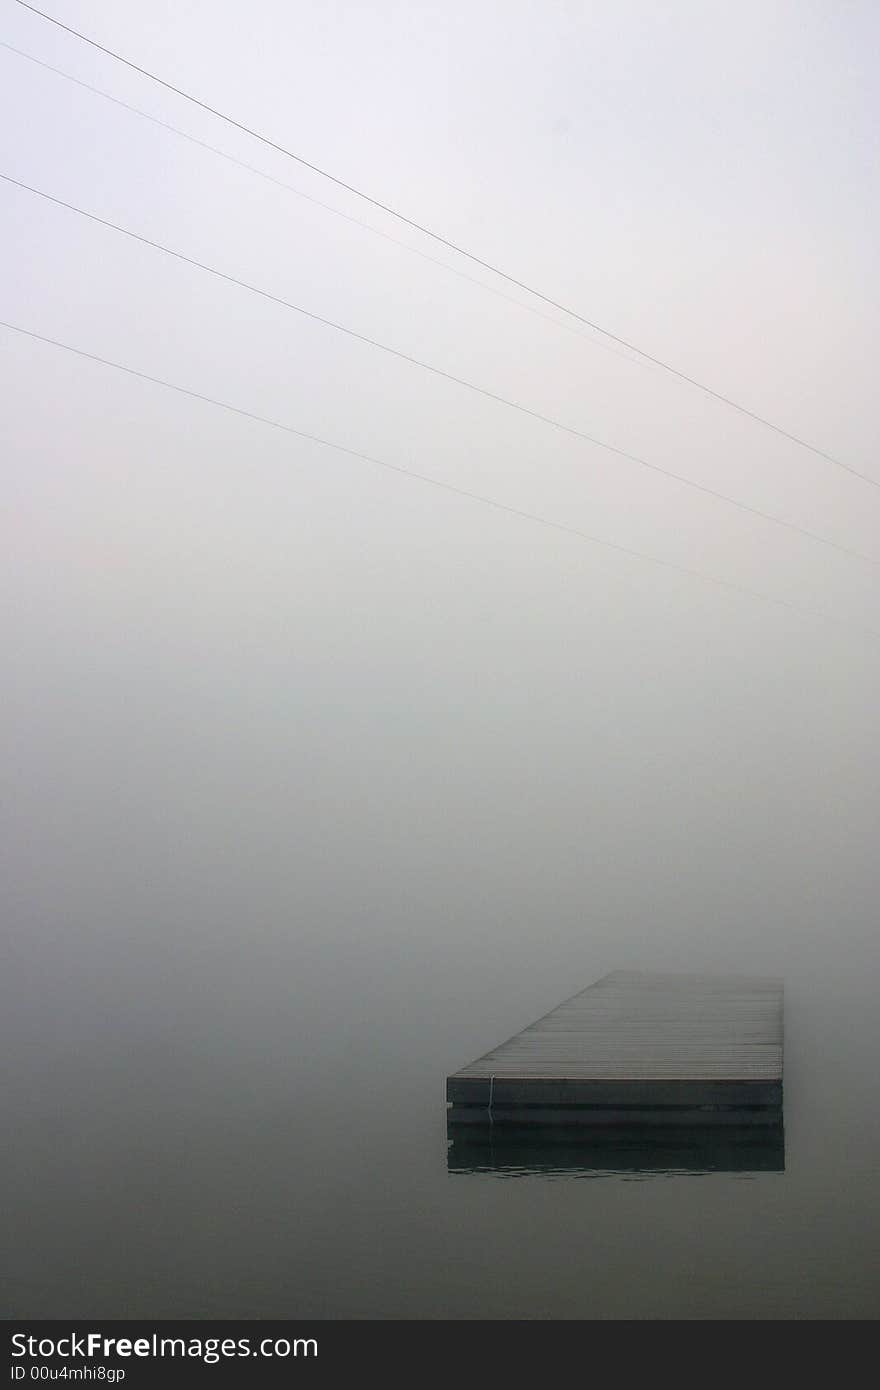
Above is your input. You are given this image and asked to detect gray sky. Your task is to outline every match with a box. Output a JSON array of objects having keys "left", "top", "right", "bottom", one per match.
[{"left": 2, "top": 0, "right": 879, "bottom": 1003}]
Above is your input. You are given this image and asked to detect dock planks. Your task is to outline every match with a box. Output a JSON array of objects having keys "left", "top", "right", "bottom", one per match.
[{"left": 447, "top": 970, "right": 783, "bottom": 1133}]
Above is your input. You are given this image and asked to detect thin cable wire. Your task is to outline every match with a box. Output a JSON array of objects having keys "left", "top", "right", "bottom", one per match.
[
  {"left": 0, "top": 39, "right": 654, "bottom": 376},
  {"left": 12, "top": 0, "right": 878, "bottom": 491},
  {"left": 2, "top": 317, "right": 875, "bottom": 641},
  {"left": 3, "top": 172, "right": 876, "bottom": 571}
]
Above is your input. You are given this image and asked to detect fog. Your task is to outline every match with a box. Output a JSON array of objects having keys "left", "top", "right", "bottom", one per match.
[{"left": 2, "top": 1, "right": 878, "bottom": 1318}]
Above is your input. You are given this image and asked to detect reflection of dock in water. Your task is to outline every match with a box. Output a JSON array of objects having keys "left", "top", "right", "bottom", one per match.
[
  {"left": 447, "top": 1121, "right": 785, "bottom": 1175},
  {"left": 447, "top": 971, "right": 784, "bottom": 1171}
]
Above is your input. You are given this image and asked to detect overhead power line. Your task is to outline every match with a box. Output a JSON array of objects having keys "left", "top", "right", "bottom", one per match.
[
  {"left": 2, "top": 171, "right": 876, "bottom": 571},
  {"left": 2, "top": 317, "right": 875, "bottom": 642},
  {"left": 11, "top": 0, "right": 878, "bottom": 492},
  {"left": 0, "top": 40, "right": 653, "bottom": 375}
]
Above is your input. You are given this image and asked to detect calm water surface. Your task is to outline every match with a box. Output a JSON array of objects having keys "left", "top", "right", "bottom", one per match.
[
  {"left": 4, "top": 934, "right": 878, "bottom": 1318},
  {"left": 3, "top": 525, "right": 878, "bottom": 1319}
]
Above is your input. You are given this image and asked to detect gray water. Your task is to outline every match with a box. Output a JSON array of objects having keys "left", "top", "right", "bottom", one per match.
[{"left": 3, "top": 594, "right": 879, "bottom": 1320}]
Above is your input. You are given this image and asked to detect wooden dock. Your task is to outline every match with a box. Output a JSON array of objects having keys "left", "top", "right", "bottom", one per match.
[{"left": 447, "top": 970, "right": 783, "bottom": 1136}]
